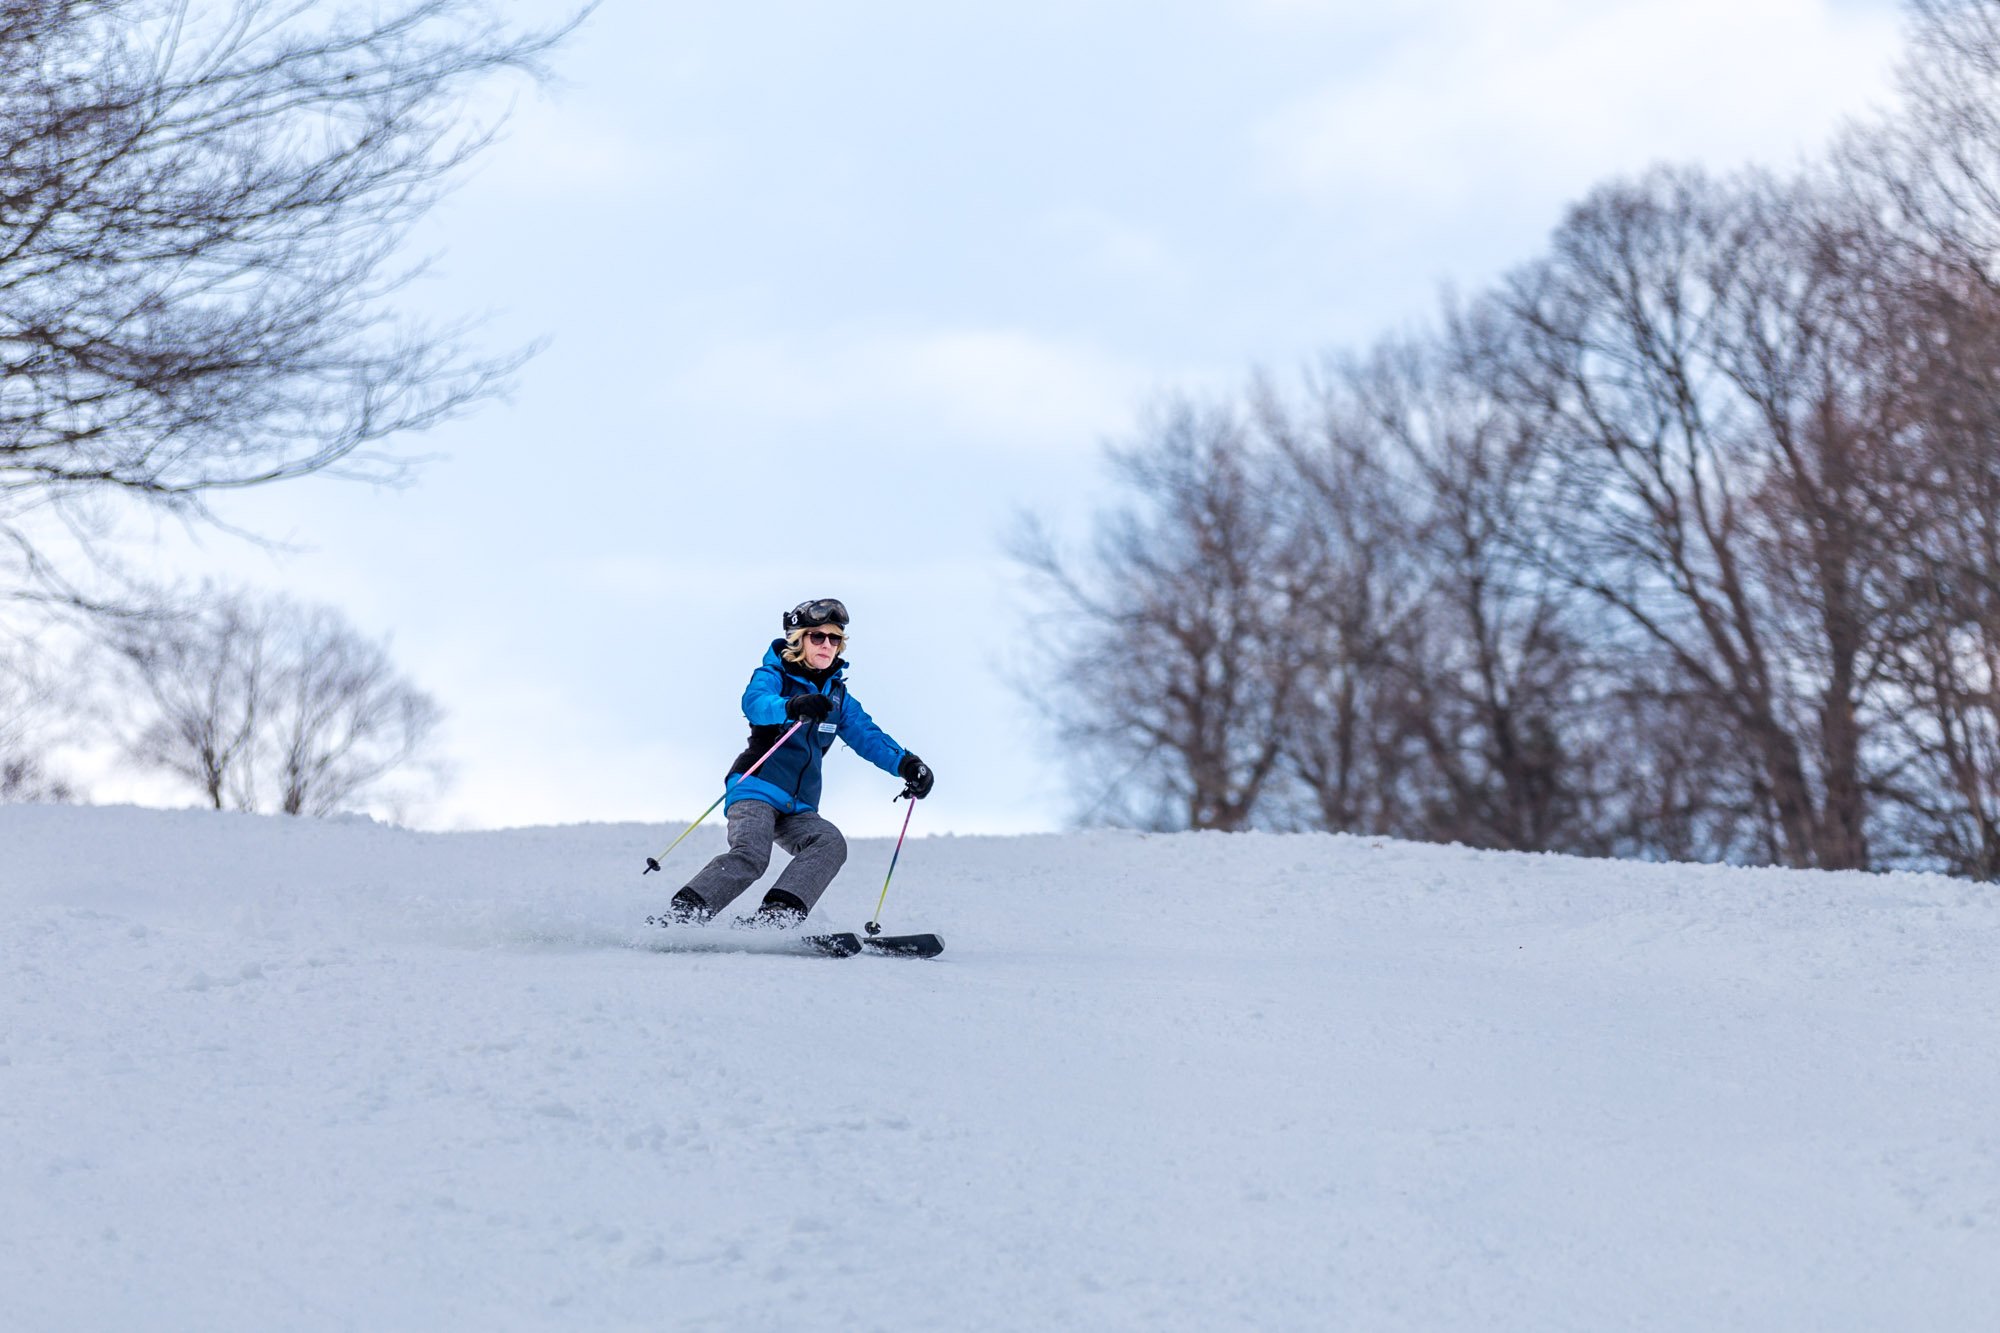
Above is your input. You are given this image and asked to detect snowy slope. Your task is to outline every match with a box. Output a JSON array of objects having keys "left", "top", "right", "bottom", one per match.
[{"left": 3, "top": 803, "right": 1997, "bottom": 1332}]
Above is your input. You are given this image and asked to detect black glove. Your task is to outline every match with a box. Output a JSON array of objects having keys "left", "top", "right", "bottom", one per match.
[
  {"left": 898, "top": 752, "right": 934, "bottom": 799},
  {"left": 785, "top": 694, "right": 834, "bottom": 723}
]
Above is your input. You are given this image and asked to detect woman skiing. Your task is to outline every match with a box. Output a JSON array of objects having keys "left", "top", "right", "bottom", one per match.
[{"left": 662, "top": 597, "right": 934, "bottom": 928}]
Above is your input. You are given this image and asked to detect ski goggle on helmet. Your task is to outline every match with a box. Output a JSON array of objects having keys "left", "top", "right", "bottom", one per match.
[{"left": 783, "top": 598, "right": 849, "bottom": 632}]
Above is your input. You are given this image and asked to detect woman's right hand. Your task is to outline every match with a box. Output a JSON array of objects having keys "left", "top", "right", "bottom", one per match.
[{"left": 785, "top": 694, "right": 834, "bottom": 723}]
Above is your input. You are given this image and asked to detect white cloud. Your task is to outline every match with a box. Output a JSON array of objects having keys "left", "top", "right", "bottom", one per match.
[
  {"left": 1037, "top": 207, "right": 1184, "bottom": 285},
  {"left": 1256, "top": 0, "right": 1903, "bottom": 211},
  {"left": 459, "top": 86, "right": 680, "bottom": 203},
  {"left": 666, "top": 326, "right": 1156, "bottom": 454}
]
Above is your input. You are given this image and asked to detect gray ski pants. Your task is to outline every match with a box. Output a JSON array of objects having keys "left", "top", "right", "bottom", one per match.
[{"left": 681, "top": 799, "right": 848, "bottom": 917}]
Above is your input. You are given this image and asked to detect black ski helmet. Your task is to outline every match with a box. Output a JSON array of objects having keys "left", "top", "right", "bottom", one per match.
[{"left": 783, "top": 597, "right": 849, "bottom": 632}]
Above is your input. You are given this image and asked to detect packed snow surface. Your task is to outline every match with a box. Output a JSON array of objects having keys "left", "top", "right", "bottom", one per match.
[{"left": 4, "top": 804, "right": 1998, "bottom": 1331}]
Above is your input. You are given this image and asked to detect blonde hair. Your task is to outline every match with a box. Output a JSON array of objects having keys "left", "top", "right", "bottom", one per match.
[{"left": 781, "top": 624, "right": 851, "bottom": 665}]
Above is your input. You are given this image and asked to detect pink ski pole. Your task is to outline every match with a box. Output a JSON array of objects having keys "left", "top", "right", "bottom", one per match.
[{"left": 643, "top": 718, "right": 806, "bottom": 874}]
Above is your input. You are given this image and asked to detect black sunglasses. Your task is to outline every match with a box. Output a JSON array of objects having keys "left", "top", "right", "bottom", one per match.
[{"left": 805, "top": 629, "right": 844, "bottom": 646}]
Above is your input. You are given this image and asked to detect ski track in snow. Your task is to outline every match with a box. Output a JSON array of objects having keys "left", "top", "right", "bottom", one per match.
[{"left": 3, "top": 804, "right": 1998, "bottom": 1331}]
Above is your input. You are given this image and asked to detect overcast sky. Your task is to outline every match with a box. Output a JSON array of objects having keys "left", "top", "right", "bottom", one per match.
[{"left": 98, "top": 0, "right": 1909, "bottom": 839}]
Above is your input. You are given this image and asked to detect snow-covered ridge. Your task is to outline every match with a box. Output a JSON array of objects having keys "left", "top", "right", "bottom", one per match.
[{"left": 4, "top": 803, "right": 1996, "bottom": 1331}]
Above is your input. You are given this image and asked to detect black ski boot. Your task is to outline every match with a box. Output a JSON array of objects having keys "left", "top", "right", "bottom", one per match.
[
  {"left": 648, "top": 888, "right": 712, "bottom": 927},
  {"left": 746, "top": 889, "right": 808, "bottom": 930}
]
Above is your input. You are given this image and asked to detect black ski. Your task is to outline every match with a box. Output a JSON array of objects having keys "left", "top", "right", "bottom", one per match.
[{"left": 860, "top": 932, "right": 944, "bottom": 958}]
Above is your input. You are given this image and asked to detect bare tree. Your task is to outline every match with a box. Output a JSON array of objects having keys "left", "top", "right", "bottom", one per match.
[
  {"left": 1012, "top": 398, "right": 1321, "bottom": 830},
  {"left": 0, "top": 0, "right": 584, "bottom": 605},
  {"left": 264, "top": 602, "right": 443, "bottom": 817},
  {"left": 1841, "top": 0, "right": 2000, "bottom": 278},
  {"left": 1857, "top": 262, "right": 2000, "bottom": 876},
  {"left": 111, "top": 587, "right": 444, "bottom": 817},
  {"left": 1825, "top": 2, "right": 2000, "bottom": 875},
  {"left": 0, "top": 643, "right": 78, "bottom": 802},
  {"left": 1253, "top": 379, "right": 1424, "bottom": 839},
  {"left": 1281, "top": 318, "right": 1615, "bottom": 855},
  {"left": 105, "top": 587, "right": 269, "bottom": 808},
  {"left": 1488, "top": 167, "right": 1912, "bottom": 870}
]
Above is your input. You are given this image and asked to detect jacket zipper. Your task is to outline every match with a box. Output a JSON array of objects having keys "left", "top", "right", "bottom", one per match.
[{"left": 779, "top": 671, "right": 839, "bottom": 810}]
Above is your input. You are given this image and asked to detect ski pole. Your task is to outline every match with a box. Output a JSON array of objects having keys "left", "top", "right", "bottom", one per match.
[
  {"left": 865, "top": 791, "right": 918, "bottom": 936},
  {"left": 643, "top": 718, "right": 806, "bottom": 874}
]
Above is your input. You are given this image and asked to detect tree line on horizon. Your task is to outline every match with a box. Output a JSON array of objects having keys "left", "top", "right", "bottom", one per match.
[{"left": 1019, "top": 0, "right": 2000, "bottom": 878}]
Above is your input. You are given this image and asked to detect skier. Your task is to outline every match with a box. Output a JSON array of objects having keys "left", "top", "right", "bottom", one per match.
[{"left": 662, "top": 597, "right": 934, "bottom": 928}]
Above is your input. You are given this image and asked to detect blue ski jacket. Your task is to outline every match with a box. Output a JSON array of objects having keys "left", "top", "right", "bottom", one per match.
[{"left": 724, "top": 640, "right": 907, "bottom": 814}]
